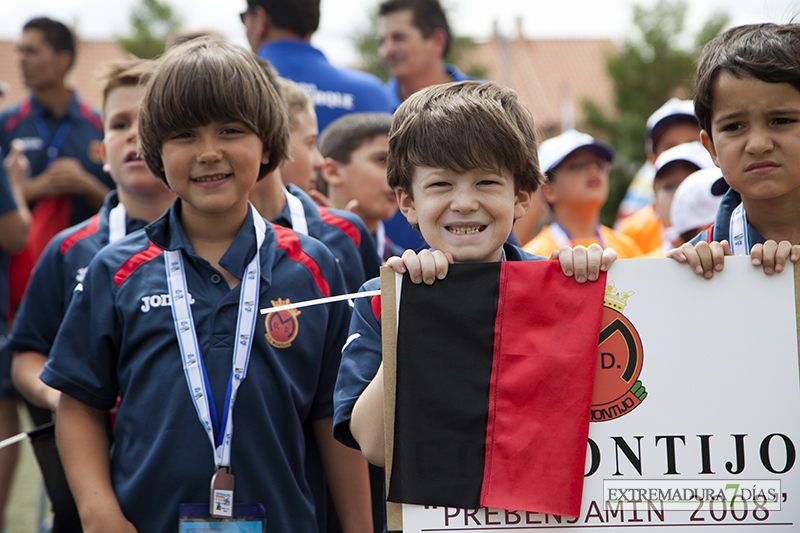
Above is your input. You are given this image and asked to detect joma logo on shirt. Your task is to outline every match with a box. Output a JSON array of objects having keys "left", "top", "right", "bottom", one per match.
[{"left": 140, "top": 293, "right": 195, "bottom": 312}]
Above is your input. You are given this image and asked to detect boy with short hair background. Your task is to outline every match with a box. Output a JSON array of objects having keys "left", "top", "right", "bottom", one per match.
[
  {"left": 249, "top": 75, "right": 381, "bottom": 294},
  {"left": 332, "top": 81, "right": 614, "bottom": 466},
  {"left": 42, "top": 38, "right": 369, "bottom": 533},
  {"left": 7, "top": 56, "right": 174, "bottom": 532},
  {"left": 9, "top": 58, "right": 174, "bottom": 415},
  {"left": 668, "top": 23, "right": 800, "bottom": 276},
  {"left": 522, "top": 129, "right": 642, "bottom": 259},
  {"left": 318, "top": 112, "right": 403, "bottom": 262}
]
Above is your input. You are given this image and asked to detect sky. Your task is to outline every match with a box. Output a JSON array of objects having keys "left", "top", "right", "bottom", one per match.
[{"left": 1, "top": 0, "right": 798, "bottom": 67}]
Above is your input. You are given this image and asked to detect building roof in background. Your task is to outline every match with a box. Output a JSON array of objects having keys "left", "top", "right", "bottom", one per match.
[
  {"left": 461, "top": 27, "right": 618, "bottom": 139},
  {"left": 0, "top": 40, "right": 131, "bottom": 113},
  {"left": 0, "top": 32, "right": 618, "bottom": 141}
]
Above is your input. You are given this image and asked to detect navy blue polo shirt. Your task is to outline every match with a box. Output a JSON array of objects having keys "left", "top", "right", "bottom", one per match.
[
  {"left": 273, "top": 184, "right": 381, "bottom": 292},
  {"left": 7, "top": 191, "right": 149, "bottom": 358},
  {"left": 690, "top": 188, "right": 765, "bottom": 247},
  {"left": 0, "top": 92, "right": 113, "bottom": 225},
  {"left": 42, "top": 201, "right": 351, "bottom": 533},
  {"left": 333, "top": 243, "right": 544, "bottom": 449},
  {"left": 257, "top": 39, "right": 392, "bottom": 133}
]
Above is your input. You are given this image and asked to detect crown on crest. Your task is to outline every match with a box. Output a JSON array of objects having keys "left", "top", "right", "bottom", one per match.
[
  {"left": 269, "top": 298, "right": 301, "bottom": 317},
  {"left": 604, "top": 281, "right": 634, "bottom": 312}
]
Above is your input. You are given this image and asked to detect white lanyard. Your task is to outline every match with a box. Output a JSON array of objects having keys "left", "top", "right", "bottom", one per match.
[
  {"left": 284, "top": 188, "right": 308, "bottom": 236},
  {"left": 549, "top": 222, "right": 605, "bottom": 249},
  {"left": 107, "top": 203, "right": 127, "bottom": 244},
  {"left": 375, "top": 220, "right": 386, "bottom": 260},
  {"left": 165, "top": 206, "right": 266, "bottom": 468},
  {"left": 729, "top": 203, "right": 749, "bottom": 256}
]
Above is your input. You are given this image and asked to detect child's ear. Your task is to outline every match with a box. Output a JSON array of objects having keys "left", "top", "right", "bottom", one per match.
[
  {"left": 321, "top": 158, "right": 343, "bottom": 186},
  {"left": 261, "top": 150, "right": 271, "bottom": 166},
  {"left": 513, "top": 188, "right": 534, "bottom": 220},
  {"left": 396, "top": 187, "right": 417, "bottom": 225},
  {"left": 100, "top": 139, "right": 110, "bottom": 174},
  {"left": 700, "top": 130, "right": 720, "bottom": 168},
  {"left": 539, "top": 181, "right": 558, "bottom": 207}
]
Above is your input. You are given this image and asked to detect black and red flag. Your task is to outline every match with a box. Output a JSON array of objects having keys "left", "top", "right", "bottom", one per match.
[{"left": 387, "top": 260, "right": 605, "bottom": 517}]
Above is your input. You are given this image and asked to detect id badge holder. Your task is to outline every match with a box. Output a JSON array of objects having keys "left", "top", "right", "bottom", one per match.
[{"left": 178, "top": 503, "right": 266, "bottom": 532}]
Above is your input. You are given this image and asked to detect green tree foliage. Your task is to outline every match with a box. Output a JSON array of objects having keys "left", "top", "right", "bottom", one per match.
[
  {"left": 116, "top": 0, "right": 182, "bottom": 59},
  {"left": 352, "top": 6, "right": 487, "bottom": 81},
  {"left": 582, "top": 0, "right": 728, "bottom": 224}
]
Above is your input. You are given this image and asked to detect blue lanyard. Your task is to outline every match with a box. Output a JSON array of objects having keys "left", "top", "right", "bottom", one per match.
[{"left": 34, "top": 116, "right": 72, "bottom": 163}]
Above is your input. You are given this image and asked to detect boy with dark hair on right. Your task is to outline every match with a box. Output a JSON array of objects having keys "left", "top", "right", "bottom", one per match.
[{"left": 668, "top": 23, "right": 800, "bottom": 276}]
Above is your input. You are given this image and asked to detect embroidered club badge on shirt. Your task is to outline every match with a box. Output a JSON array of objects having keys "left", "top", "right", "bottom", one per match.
[{"left": 264, "top": 298, "right": 301, "bottom": 348}]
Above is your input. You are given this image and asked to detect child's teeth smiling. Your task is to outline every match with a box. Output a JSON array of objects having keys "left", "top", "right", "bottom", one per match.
[
  {"left": 194, "top": 174, "right": 229, "bottom": 182},
  {"left": 447, "top": 225, "right": 486, "bottom": 235}
]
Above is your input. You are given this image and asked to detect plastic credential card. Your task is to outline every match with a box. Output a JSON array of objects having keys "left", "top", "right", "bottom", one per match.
[{"left": 179, "top": 503, "right": 266, "bottom": 532}]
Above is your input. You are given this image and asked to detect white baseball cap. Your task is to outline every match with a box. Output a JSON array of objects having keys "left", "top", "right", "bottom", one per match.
[
  {"left": 646, "top": 98, "right": 698, "bottom": 151},
  {"left": 669, "top": 167, "right": 728, "bottom": 238},
  {"left": 654, "top": 141, "right": 714, "bottom": 177},
  {"left": 539, "top": 129, "right": 615, "bottom": 174}
]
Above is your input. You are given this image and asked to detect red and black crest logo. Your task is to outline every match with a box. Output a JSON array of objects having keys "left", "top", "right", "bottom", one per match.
[
  {"left": 264, "top": 298, "right": 301, "bottom": 349},
  {"left": 591, "top": 281, "right": 646, "bottom": 422}
]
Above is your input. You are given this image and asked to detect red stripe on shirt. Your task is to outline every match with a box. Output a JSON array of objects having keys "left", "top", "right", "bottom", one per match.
[
  {"left": 706, "top": 224, "right": 715, "bottom": 243},
  {"left": 60, "top": 214, "right": 100, "bottom": 255},
  {"left": 78, "top": 102, "right": 104, "bottom": 132},
  {"left": 371, "top": 294, "right": 381, "bottom": 322},
  {"left": 114, "top": 242, "right": 163, "bottom": 287},
  {"left": 4, "top": 99, "right": 31, "bottom": 134},
  {"left": 318, "top": 207, "right": 361, "bottom": 247},
  {"left": 272, "top": 223, "right": 330, "bottom": 298}
]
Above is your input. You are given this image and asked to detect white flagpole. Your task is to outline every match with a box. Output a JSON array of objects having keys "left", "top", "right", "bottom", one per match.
[{"left": 260, "top": 290, "right": 381, "bottom": 315}]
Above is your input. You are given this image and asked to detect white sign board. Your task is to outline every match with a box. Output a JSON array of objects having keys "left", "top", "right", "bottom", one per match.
[{"left": 400, "top": 257, "right": 800, "bottom": 532}]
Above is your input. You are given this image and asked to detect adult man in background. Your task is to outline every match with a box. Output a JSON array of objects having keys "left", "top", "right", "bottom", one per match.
[
  {"left": 378, "top": 0, "right": 476, "bottom": 250},
  {"left": 378, "top": 0, "right": 473, "bottom": 110},
  {"left": 0, "top": 17, "right": 113, "bottom": 312},
  {"left": 242, "top": 0, "right": 391, "bottom": 134}
]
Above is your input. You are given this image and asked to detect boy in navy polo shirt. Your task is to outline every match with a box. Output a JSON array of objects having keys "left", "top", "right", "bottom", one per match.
[
  {"left": 249, "top": 75, "right": 381, "bottom": 293},
  {"left": 42, "top": 38, "right": 369, "bottom": 533},
  {"left": 9, "top": 58, "right": 174, "bottom": 414},
  {"left": 247, "top": 72, "right": 375, "bottom": 533},
  {"left": 333, "top": 81, "right": 615, "bottom": 466},
  {"left": 318, "top": 112, "right": 404, "bottom": 263},
  {"left": 666, "top": 23, "right": 800, "bottom": 277},
  {"left": 7, "top": 55, "right": 174, "bottom": 533}
]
